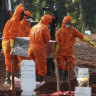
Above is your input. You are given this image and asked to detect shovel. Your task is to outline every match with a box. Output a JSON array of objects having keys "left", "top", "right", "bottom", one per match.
[
  {"left": 53, "top": 57, "right": 60, "bottom": 92},
  {"left": 11, "top": 53, "right": 16, "bottom": 96}
]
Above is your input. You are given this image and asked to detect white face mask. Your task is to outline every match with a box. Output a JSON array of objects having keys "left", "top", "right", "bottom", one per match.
[
  {"left": 26, "top": 18, "right": 31, "bottom": 22},
  {"left": 65, "top": 24, "right": 70, "bottom": 28}
]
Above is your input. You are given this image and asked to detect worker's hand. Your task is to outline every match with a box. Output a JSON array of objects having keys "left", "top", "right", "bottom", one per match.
[{"left": 89, "top": 41, "right": 95, "bottom": 47}]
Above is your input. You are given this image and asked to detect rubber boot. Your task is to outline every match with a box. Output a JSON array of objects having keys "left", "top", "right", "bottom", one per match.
[
  {"left": 47, "top": 58, "right": 51, "bottom": 76},
  {"left": 36, "top": 73, "right": 43, "bottom": 82},
  {"left": 58, "top": 70, "right": 64, "bottom": 83},
  {"left": 63, "top": 70, "right": 68, "bottom": 81},
  {"left": 4, "top": 71, "right": 11, "bottom": 87},
  {"left": 51, "top": 58, "right": 56, "bottom": 77},
  {"left": 59, "top": 70, "right": 68, "bottom": 83}
]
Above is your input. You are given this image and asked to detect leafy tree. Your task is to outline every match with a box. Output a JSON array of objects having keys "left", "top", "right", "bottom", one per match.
[
  {"left": 82, "top": 0, "right": 96, "bottom": 33},
  {"left": 11, "top": 0, "right": 96, "bottom": 34}
]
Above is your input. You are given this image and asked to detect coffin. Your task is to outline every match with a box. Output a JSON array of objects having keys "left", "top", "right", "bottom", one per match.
[{"left": 13, "top": 37, "right": 56, "bottom": 58}]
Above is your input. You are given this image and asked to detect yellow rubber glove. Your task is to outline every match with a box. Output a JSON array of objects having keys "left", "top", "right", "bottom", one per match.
[
  {"left": 83, "top": 36, "right": 95, "bottom": 47},
  {"left": 89, "top": 41, "right": 95, "bottom": 47},
  {"left": 52, "top": 44, "right": 59, "bottom": 58},
  {"left": 10, "top": 39, "right": 14, "bottom": 53},
  {"left": 82, "top": 36, "right": 90, "bottom": 42}
]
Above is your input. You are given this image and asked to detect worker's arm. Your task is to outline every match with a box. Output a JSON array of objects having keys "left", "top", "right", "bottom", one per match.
[
  {"left": 82, "top": 36, "right": 95, "bottom": 47},
  {"left": 10, "top": 39, "right": 14, "bottom": 53}
]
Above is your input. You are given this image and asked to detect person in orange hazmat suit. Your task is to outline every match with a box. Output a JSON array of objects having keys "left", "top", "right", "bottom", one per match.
[
  {"left": 55, "top": 16, "right": 95, "bottom": 83},
  {"left": 20, "top": 10, "right": 31, "bottom": 37},
  {"left": 17, "top": 10, "right": 31, "bottom": 67},
  {"left": 2, "top": 5, "right": 27, "bottom": 86},
  {"left": 28, "top": 14, "right": 52, "bottom": 81}
]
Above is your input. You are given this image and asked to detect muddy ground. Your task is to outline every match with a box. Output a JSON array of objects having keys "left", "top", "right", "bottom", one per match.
[{"left": 0, "top": 35, "right": 96, "bottom": 96}]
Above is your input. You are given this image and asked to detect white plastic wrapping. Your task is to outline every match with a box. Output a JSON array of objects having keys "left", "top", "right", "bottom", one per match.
[
  {"left": 13, "top": 37, "right": 56, "bottom": 58},
  {"left": 74, "top": 67, "right": 89, "bottom": 87}
]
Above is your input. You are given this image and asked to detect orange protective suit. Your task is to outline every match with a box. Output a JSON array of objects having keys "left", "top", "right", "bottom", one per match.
[
  {"left": 18, "top": 10, "right": 31, "bottom": 66},
  {"left": 56, "top": 16, "right": 84, "bottom": 71},
  {"left": 2, "top": 5, "right": 24, "bottom": 72},
  {"left": 28, "top": 14, "right": 52, "bottom": 76},
  {"left": 20, "top": 10, "right": 31, "bottom": 37}
]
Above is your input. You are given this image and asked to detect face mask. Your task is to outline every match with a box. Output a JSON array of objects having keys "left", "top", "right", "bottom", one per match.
[
  {"left": 26, "top": 18, "right": 31, "bottom": 22},
  {"left": 65, "top": 24, "right": 70, "bottom": 28}
]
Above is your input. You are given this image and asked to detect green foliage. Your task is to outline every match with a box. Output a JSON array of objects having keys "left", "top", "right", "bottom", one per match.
[{"left": 11, "top": 0, "right": 96, "bottom": 34}]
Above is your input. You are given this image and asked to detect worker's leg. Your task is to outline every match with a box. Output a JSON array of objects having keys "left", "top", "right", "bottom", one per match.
[
  {"left": 62, "top": 55, "right": 75, "bottom": 81},
  {"left": 63, "top": 70, "right": 68, "bottom": 81},
  {"left": 35, "top": 48, "right": 47, "bottom": 81},
  {"left": 67, "top": 55, "right": 75, "bottom": 72},
  {"left": 47, "top": 58, "right": 51, "bottom": 76},
  {"left": 29, "top": 46, "right": 47, "bottom": 81},
  {"left": 4, "top": 51, "right": 18, "bottom": 86},
  {"left": 57, "top": 55, "right": 68, "bottom": 83},
  {"left": 4, "top": 70, "right": 11, "bottom": 86},
  {"left": 50, "top": 58, "right": 55, "bottom": 76},
  {"left": 36, "top": 73, "right": 43, "bottom": 82},
  {"left": 58, "top": 70, "right": 64, "bottom": 83}
]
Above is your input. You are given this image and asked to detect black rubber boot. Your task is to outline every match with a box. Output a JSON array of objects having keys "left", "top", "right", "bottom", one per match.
[
  {"left": 4, "top": 71, "right": 11, "bottom": 87},
  {"left": 58, "top": 70, "right": 64, "bottom": 83},
  {"left": 63, "top": 70, "right": 68, "bottom": 81},
  {"left": 47, "top": 58, "right": 51, "bottom": 76},
  {"left": 59, "top": 70, "right": 68, "bottom": 83},
  {"left": 36, "top": 73, "right": 43, "bottom": 82},
  {"left": 51, "top": 58, "right": 55, "bottom": 76}
]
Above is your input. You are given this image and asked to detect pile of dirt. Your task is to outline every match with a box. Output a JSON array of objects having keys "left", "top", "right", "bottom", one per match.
[{"left": 0, "top": 35, "right": 96, "bottom": 96}]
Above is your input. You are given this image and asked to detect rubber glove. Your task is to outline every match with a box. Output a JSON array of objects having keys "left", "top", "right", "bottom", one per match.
[
  {"left": 83, "top": 36, "right": 95, "bottom": 47},
  {"left": 52, "top": 44, "right": 59, "bottom": 58},
  {"left": 10, "top": 39, "right": 14, "bottom": 53},
  {"left": 89, "top": 41, "right": 95, "bottom": 47},
  {"left": 83, "top": 36, "right": 90, "bottom": 42}
]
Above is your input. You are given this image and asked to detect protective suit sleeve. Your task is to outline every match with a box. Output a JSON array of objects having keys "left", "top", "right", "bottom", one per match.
[
  {"left": 10, "top": 39, "right": 14, "bottom": 53},
  {"left": 44, "top": 27, "right": 51, "bottom": 44},
  {"left": 83, "top": 36, "right": 95, "bottom": 47},
  {"left": 9, "top": 21, "right": 17, "bottom": 39},
  {"left": 74, "top": 28, "right": 84, "bottom": 39}
]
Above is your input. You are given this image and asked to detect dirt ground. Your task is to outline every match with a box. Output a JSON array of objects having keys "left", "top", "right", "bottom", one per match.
[{"left": 0, "top": 35, "right": 96, "bottom": 96}]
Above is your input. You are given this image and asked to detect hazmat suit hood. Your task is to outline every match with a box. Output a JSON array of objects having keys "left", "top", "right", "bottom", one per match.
[
  {"left": 22, "top": 10, "right": 31, "bottom": 23},
  {"left": 23, "top": 10, "right": 31, "bottom": 20},
  {"left": 12, "top": 5, "right": 24, "bottom": 21},
  {"left": 40, "top": 14, "right": 52, "bottom": 26},
  {"left": 62, "top": 16, "right": 72, "bottom": 28}
]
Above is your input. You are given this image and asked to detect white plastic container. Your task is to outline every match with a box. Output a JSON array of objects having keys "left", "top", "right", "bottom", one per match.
[{"left": 75, "top": 87, "right": 91, "bottom": 96}]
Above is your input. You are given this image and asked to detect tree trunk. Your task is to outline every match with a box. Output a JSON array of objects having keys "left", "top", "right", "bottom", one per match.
[{"left": 79, "top": 0, "right": 85, "bottom": 33}]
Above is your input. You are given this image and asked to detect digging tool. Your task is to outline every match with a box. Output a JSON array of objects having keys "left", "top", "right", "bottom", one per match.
[
  {"left": 53, "top": 57, "right": 60, "bottom": 92},
  {"left": 67, "top": 60, "right": 71, "bottom": 94},
  {"left": 11, "top": 53, "right": 16, "bottom": 96}
]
